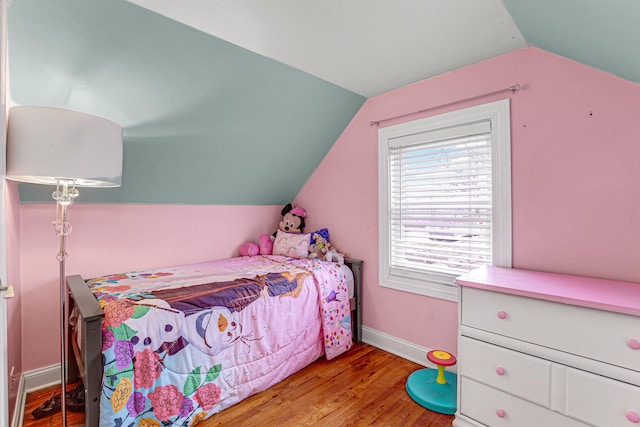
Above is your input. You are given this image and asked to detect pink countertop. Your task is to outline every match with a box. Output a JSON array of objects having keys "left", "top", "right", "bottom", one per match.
[{"left": 455, "top": 267, "right": 640, "bottom": 317}]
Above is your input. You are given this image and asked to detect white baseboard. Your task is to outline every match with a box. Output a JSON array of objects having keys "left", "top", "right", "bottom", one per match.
[
  {"left": 361, "top": 326, "right": 458, "bottom": 373},
  {"left": 13, "top": 364, "right": 61, "bottom": 427},
  {"left": 11, "top": 375, "right": 25, "bottom": 427},
  {"left": 23, "top": 363, "right": 61, "bottom": 392}
]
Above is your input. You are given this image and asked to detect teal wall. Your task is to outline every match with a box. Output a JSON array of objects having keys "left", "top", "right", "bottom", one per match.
[
  {"left": 8, "top": 0, "right": 365, "bottom": 204},
  {"left": 503, "top": 0, "right": 640, "bottom": 85}
]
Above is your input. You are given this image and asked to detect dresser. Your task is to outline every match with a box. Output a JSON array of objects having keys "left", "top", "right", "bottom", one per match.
[{"left": 454, "top": 267, "right": 640, "bottom": 427}]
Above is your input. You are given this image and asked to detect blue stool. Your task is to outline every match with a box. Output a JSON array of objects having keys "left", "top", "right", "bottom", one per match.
[{"left": 406, "top": 350, "right": 458, "bottom": 415}]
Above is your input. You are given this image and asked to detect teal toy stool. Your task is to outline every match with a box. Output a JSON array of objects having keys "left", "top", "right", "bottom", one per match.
[{"left": 406, "top": 350, "right": 458, "bottom": 415}]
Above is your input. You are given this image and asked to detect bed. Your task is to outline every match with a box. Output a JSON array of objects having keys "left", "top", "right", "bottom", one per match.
[{"left": 66, "top": 255, "right": 362, "bottom": 427}]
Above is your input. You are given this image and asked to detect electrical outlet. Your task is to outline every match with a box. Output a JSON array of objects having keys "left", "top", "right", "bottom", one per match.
[{"left": 10, "top": 366, "right": 15, "bottom": 390}]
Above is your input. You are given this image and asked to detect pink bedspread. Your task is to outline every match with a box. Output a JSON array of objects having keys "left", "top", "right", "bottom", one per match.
[{"left": 88, "top": 255, "right": 352, "bottom": 426}]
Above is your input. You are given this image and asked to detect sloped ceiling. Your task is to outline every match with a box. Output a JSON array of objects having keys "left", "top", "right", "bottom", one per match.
[
  {"left": 8, "top": 0, "right": 365, "bottom": 204},
  {"left": 126, "top": 0, "right": 640, "bottom": 96},
  {"left": 8, "top": 0, "right": 639, "bottom": 204},
  {"left": 126, "top": 0, "right": 527, "bottom": 97}
]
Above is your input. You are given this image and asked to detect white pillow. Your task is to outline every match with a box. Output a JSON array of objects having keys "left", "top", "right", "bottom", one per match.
[{"left": 272, "top": 230, "right": 310, "bottom": 258}]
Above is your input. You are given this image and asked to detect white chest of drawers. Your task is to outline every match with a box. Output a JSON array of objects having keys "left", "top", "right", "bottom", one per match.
[{"left": 454, "top": 267, "right": 640, "bottom": 427}]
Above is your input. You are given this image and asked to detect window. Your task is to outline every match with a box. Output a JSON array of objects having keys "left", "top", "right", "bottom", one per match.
[{"left": 378, "top": 99, "right": 512, "bottom": 301}]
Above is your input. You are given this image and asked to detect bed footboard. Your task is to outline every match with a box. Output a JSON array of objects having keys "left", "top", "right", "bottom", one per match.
[{"left": 67, "top": 274, "right": 104, "bottom": 427}]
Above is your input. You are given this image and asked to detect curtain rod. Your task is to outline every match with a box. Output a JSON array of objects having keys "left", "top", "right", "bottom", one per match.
[{"left": 369, "top": 83, "right": 521, "bottom": 126}]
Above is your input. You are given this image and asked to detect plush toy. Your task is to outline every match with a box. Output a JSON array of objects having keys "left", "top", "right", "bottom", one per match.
[
  {"left": 275, "top": 203, "right": 306, "bottom": 236},
  {"left": 238, "top": 203, "right": 306, "bottom": 257},
  {"left": 325, "top": 246, "right": 345, "bottom": 265},
  {"left": 308, "top": 228, "right": 345, "bottom": 264},
  {"left": 308, "top": 233, "right": 329, "bottom": 259},
  {"left": 239, "top": 233, "right": 272, "bottom": 256}
]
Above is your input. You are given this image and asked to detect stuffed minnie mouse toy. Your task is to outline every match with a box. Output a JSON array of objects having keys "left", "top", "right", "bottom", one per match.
[
  {"left": 274, "top": 203, "right": 306, "bottom": 236},
  {"left": 239, "top": 203, "right": 306, "bottom": 256}
]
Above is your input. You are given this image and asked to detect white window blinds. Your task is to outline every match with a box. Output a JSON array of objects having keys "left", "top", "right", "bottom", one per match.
[{"left": 388, "top": 121, "right": 492, "bottom": 277}]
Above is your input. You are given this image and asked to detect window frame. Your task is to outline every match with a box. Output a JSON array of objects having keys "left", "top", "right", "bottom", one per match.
[{"left": 378, "top": 99, "right": 512, "bottom": 301}]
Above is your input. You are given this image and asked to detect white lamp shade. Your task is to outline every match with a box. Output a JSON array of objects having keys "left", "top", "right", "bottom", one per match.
[{"left": 6, "top": 106, "right": 123, "bottom": 187}]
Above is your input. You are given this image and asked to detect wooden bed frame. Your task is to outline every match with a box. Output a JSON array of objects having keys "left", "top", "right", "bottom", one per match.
[{"left": 66, "top": 258, "right": 362, "bottom": 427}]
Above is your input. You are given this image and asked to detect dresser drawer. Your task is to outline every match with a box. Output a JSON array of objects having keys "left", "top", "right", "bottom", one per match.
[
  {"left": 460, "top": 377, "right": 587, "bottom": 427},
  {"left": 461, "top": 287, "right": 640, "bottom": 372},
  {"left": 565, "top": 367, "right": 640, "bottom": 426},
  {"left": 459, "top": 336, "right": 551, "bottom": 407}
]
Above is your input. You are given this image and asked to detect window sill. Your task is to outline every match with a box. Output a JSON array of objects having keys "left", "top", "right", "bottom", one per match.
[{"left": 379, "top": 275, "right": 458, "bottom": 302}]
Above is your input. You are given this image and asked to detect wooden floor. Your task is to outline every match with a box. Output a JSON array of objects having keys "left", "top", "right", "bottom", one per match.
[
  {"left": 24, "top": 343, "right": 454, "bottom": 427},
  {"left": 22, "top": 383, "right": 85, "bottom": 427}
]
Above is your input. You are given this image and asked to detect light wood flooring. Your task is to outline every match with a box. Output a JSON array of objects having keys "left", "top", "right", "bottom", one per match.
[{"left": 23, "top": 343, "right": 455, "bottom": 427}]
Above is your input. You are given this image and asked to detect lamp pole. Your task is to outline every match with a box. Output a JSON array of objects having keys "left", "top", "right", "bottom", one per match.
[{"left": 53, "top": 179, "right": 78, "bottom": 427}]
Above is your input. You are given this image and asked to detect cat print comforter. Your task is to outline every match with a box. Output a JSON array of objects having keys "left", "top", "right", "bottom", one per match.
[{"left": 89, "top": 255, "right": 353, "bottom": 426}]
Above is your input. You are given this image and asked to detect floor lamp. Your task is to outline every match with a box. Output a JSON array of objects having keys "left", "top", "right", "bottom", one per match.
[{"left": 6, "top": 106, "right": 123, "bottom": 426}]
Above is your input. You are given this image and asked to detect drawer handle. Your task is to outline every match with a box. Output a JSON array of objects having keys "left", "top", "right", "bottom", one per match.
[
  {"left": 497, "top": 311, "right": 507, "bottom": 319},
  {"left": 496, "top": 408, "right": 506, "bottom": 418},
  {"left": 627, "top": 411, "right": 640, "bottom": 423},
  {"left": 496, "top": 367, "right": 505, "bottom": 376},
  {"left": 628, "top": 339, "right": 640, "bottom": 350}
]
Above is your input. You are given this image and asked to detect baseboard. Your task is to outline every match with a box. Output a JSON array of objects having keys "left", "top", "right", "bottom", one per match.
[
  {"left": 11, "top": 375, "right": 25, "bottom": 427},
  {"left": 452, "top": 414, "right": 483, "bottom": 426},
  {"left": 12, "top": 364, "right": 61, "bottom": 427},
  {"left": 361, "top": 326, "right": 458, "bottom": 373},
  {"left": 22, "top": 363, "right": 61, "bottom": 392}
]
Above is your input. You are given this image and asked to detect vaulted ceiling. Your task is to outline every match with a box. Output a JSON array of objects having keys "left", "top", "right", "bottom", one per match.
[
  {"left": 126, "top": 0, "right": 640, "bottom": 97},
  {"left": 126, "top": 0, "right": 527, "bottom": 97},
  {"left": 8, "top": 0, "right": 640, "bottom": 204}
]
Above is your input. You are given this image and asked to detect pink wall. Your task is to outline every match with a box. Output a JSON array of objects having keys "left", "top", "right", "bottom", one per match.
[
  {"left": 15, "top": 46, "right": 640, "bottom": 373},
  {"left": 19, "top": 204, "right": 282, "bottom": 371},
  {"left": 296, "top": 47, "right": 640, "bottom": 353}
]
